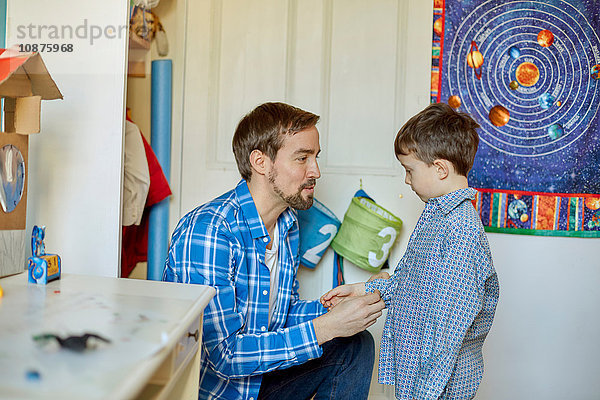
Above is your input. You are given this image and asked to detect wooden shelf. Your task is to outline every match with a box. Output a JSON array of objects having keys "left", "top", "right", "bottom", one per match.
[
  {"left": 128, "top": 31, "right": 151, "bottom": 78},
  {"left": 129, "top": 32, "right": 151, "bottom": 50}
]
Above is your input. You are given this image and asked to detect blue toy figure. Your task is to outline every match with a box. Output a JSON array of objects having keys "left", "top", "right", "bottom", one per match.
[{"left": 28, "top": 225, "right": 61, "bottom": 284}]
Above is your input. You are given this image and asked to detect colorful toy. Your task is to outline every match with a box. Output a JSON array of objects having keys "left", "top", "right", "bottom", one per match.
[
  {"left": 33, "top": 333, "right": 110, "bottom": 352},
  {"left": 28, "top": 226, "right": 61, "bottom": 284}
]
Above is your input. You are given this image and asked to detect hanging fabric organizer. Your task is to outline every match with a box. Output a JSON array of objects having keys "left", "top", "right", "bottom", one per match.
[{"left": 331, "top": 194, "right": 402, "bottom": 274}]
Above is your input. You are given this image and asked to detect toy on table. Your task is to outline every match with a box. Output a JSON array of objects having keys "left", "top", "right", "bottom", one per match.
[
  {"left": 28, "top": 225, "right": 61, "bottom": 284},
  {"left": 33, "top": 333, "right": 111, "bottom": 352}
]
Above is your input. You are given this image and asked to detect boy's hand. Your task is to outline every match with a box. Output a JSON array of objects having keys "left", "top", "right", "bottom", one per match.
[
  {"left": 367, "top": 271, "right": 390, "bottom": 282},
  {"left": 320, "top": 282, "right": 366, "bottom": 309}
]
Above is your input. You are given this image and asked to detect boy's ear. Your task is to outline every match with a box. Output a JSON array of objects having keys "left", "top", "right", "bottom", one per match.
[
  {"left": 249, "top": 149, "right": 270, "bottom": 177},
  {"left": 433, "top": 159, "right": 450, "bottom": 180}
]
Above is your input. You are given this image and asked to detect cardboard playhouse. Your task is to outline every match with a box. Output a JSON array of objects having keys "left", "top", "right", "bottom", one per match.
[{"left": 0, "top": 49, "right": 62, "bottom": 278}]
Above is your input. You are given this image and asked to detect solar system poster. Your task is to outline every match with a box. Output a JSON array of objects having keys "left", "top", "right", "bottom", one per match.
[{"left": 431, "top": 0, "right": 600, "bottom": 237}]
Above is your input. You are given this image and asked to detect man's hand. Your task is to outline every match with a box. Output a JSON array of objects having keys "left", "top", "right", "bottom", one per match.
[
  {"left": 313, "top": 291, "right": 384, "bottom": 345},
  {"left": 367, "top": 271, "right": 390, "bottom": 282},
  {"left": 320, "top": 282, "right": 366, "bottom": 309}
]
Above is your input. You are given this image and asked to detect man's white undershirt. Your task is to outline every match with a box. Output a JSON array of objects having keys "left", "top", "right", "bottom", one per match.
[{"left": 264, "top": 222, "right": 280, "bottom": 324}]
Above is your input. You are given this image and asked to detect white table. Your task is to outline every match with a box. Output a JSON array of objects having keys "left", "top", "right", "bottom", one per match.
[{"left": 0, "top": 273, "right": 215, "bottom": 399}]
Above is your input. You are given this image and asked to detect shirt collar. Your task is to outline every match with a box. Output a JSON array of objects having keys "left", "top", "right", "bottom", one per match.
[
  {"left": 427, "top": 187, "right": 477, "bottom": 216},
  {"left": 234, "top": 180, "right": 297, "bottom": 240}
]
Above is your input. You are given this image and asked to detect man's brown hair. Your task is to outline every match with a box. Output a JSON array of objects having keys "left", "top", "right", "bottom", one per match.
[
  {"left": 232, "top": 102, "right": 320, "bottom": 181},
  {"left": 394, "top": 102, "right": 480, "bottom": 176}
]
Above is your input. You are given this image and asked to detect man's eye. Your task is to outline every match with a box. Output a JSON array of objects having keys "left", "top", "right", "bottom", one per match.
[{"left": 298, "top": 156, "right": 307, "bottom": 162}]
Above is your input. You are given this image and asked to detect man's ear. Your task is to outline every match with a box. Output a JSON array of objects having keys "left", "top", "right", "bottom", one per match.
[
  {"left": 433, "top": 159, "right": 450, "bottom": 179},
  {"left": 249, "top": 149, "right": 269, "bottom": 177}
]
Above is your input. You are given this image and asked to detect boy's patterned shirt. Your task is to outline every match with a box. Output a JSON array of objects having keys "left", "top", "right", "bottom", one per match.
[{"left": 365, "top": 188, "right": 499, "bottom": 400}]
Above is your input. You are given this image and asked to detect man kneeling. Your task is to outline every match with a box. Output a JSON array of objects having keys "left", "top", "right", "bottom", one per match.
[{"left": 163, "top": 102, "right": 385, "bottom": 400}]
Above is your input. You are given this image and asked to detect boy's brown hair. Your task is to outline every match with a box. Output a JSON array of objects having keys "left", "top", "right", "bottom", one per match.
[
  {"left": 394, "top": 102, "right": 480, "bottom": 177},
  {"left": 232, "top": 102, "right": 320, "bottom": 181}
]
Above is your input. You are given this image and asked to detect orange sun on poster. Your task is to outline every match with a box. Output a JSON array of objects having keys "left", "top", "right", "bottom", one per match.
[
  {"left": 586, "top": 197, "right": 600, "bottom": 210},
  {"left": 516, "top": 62, "right": 540, "bottom": 87}
]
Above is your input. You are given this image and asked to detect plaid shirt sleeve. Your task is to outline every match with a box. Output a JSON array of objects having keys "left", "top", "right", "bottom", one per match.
[
  {"left": 285, "top": 270, "right": 327, "bottom": 327},
  {"left": 413, "top": 224, "right": 486, "bottom": 399},
  {"left": 163, "top": 220, "right": 322, "bottom": 379}
]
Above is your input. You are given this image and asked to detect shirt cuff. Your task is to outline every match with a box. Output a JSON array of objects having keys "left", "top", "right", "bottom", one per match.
[
  {"left": 413, "top": 386, "right": 443, "bottom": 400},
  {"left": 365, "top": 279, "right": 390, "bottom": 303},
  {"left": 414, "top": 372, "right": 445, "bottom": 400},
  {"left": 286, "top": 320, "right": 323, "bottom": 364}
]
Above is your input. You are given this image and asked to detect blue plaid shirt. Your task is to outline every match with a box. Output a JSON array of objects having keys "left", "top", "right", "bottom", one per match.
[
  {"left": 366, "top": 188, "right": 499, "bottom": 400},
  {"left": 163, "top": 180, "right": 326, "bottom": 399}
]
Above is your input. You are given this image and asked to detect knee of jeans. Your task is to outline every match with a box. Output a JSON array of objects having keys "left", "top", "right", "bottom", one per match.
[{"left": 349, "top": 330, "right": 375, "bottom": 367}]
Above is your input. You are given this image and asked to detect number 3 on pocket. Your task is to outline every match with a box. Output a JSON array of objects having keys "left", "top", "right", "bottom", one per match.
[{"left": 368, "top": 227, "right": 397, "bottom": 268}]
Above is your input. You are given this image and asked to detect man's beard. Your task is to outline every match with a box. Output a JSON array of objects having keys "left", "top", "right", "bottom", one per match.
[{"left": 269, "top": 171, "right": 316, "bottom": 210}]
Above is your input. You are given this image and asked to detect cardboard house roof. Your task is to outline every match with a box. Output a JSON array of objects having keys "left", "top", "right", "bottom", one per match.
[{"left": 0, "top": 49, "right": 63, "bottom": 100}]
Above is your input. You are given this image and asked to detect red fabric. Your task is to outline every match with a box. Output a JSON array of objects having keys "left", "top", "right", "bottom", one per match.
[
  {"left": 141, "top": 133, "right": 172, "bottom": 207},
  {"left": 121, "top": 117, "right": 172, "bottom": 278}
]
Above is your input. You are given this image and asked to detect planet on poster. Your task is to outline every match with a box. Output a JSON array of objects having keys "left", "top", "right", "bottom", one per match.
[
  {"left": 538, "top": 93, "right": 555, "bottom": 109},
  {"left": 508, "top": 199, "right": 528, "bottom": 221},
  {"left": 547, "top": 124, "right": 564, "bottom": 140},
  {"left": 467, "top": 41, "right": 483, "bottom": 79},
  {"left": 537, "top": 29, "right": 554, "bottom": 47},
  {"left": 588, "top": 211, "right": 600, "bottom": 229},
  {"left": 592, "top": 64, "right": 600, "bottom": 80},
  {"left": 467, "top": 51, "right": 483, "bottom": 68},
  {"left": 448, "top": 95, "right": 461, "bottom": 108},
  {"left": 434, "top": 18, "right": 443, "bottom": 37},
  {"left": 489, "top": 105, "right": 510, "bottom": 127},
  {"left": 586, "top": 197, "right": 600, "bottom": 210}
]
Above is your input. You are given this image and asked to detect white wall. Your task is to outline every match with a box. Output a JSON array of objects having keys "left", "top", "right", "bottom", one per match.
[
  {"left": 479, "top": 233, "right": 600, "bottom": 399},
  {"left": 7, "top": 0, "right": 129, "bottom": 276}
]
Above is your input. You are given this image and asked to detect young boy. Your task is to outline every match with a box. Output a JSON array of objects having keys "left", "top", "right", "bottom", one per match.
[{"left": 321, "top": 103, "right": 499, "bottom": 400}]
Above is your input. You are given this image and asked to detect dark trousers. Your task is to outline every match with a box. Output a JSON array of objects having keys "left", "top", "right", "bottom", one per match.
[{"left": 258, "top": 330, "right": 375, "bottom": 400}]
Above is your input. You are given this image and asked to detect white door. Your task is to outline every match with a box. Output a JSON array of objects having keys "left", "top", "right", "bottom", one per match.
[{"left": 175, "top": 1, "right": 432, "bottom": 398}]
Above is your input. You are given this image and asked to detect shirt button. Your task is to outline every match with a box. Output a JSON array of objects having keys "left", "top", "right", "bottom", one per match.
[
  {"left": 261, "top": 326, "right": 266, "bottom": 331},
  {"left": 263, "top": 237, "right": 269, "bottom": 242},
  {"left": 250, "top": 398, "right": 254, "bottom": 400},
  {"left": 263, "top": 290, "right": 268, "bottom": 295}
]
